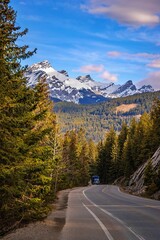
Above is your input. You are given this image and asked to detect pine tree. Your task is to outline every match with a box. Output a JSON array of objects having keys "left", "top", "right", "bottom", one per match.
[
  {"left": 122, "top": 118, "right": 137, "bottom": 178},
  {"left": 97, "top": 141, "right": 106, "bottom": 183},
  {"left": 150, "top": 99, "right": 160, "bottom": 153},
  {"left": 117, "top": 121, "right": 128, "bottom": 177},
  {"left": 19, "top": 78, "right": 58, "bottom": 220},
  {"left": 97, "top": 127, "right": 116, "bottom": 183},
  {"left": 144, "top": 160, "right": 154, "bottom": 186},
  {"left": 0, "top": 0, "right": 59, "bottom": 232},
  {"left": 88, "top": 139, "right": 97, "bottom": 177},
  {"left": 111, "top": 135, "right": 119, "bottom": 180},
  {"left": 133, "top": 112, "right": 152, "bottom": 168}
]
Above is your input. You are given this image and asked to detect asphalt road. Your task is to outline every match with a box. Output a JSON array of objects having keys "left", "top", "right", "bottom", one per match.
[{"left": 60, "top": 185, "right": 160, "bottom": 240}]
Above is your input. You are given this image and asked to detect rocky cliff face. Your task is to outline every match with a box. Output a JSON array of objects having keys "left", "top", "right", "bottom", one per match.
[{"left": 128, "top": 147, "right": 160, "bottom": 196}]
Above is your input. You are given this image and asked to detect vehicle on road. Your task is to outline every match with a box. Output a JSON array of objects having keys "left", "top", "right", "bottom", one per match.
[{"left": 91, "top": 175, "right": 100, "bottom": 184}]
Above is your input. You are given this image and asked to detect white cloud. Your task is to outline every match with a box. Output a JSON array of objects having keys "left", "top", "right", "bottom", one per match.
[
  {"left": 100, "top": 70, "right": 118, "bottom": 82},
  {"left": 79, "top": 63, "right": 118, "bottom": 82},
  {"left": 80, "top": 64, "right": 104, "bottom": 73},
  {"left": 82, "top": 0, "right": 160, "bottom": 27},
  {"left": 107, "top": 51, "right": 160, "bottom": 62},
  {"left": 107, "top": 51, "right": 121, "bottom": 57},
  {"left": 137, "top": 71, "right": 160, "bottom": 90},
  {"left": 147, "top": 59, "right": 160, "bottom": 68}
]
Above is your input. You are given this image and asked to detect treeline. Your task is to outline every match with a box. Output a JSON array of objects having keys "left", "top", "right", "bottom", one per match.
[
  {"left": 0, "top": 1, "right": 97, "bottom": 234},
  {"left": 0, "top": 0, "right": 58, "bottom": 232},
  {"left": 96, "top": 99, "right": 160, "bottom": 194},
  {"left": 54, "top": 91, "right": 160, "bottom": 141}
]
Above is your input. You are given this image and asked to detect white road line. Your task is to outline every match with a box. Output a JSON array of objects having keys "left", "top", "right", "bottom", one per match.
[
  {"left": 83, "top": 189, "right": 146, "bottom": 240},
  {"left": 83, "top": 203, "right": 114, "bottom": 240}
]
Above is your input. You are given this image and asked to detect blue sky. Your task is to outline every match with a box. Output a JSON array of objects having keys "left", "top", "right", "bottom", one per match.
[{"left": 11, "top": 0, "right": 160, "bottom": 89}]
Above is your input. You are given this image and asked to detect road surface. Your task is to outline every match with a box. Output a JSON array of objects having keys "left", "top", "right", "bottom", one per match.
[{"left": 60, "top": 185, "right": 160, "bottom": 240}]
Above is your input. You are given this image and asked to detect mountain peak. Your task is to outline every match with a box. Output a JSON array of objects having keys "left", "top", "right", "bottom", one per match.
[
  {"left": 58, "top": 70, "right": 69, "bottom": 77},
  {"left": 138, "top": 85, "right": 154, "bottom": 93},
  {"left": 112, "top": 80, "right": 136, "bottom": 95},
  {"left": 76, "top": 75, "right": 94, "bottom": 82},
  {"left": 25, "top": 60, "right": 154, "bottom": 104},
  {"left": 27, "top": 60, "right": 52, "bottom": 71}
]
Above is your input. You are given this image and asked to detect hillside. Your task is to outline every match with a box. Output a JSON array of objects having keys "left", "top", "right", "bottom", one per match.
[{"left": 54, "top": 91, "right": 160, "bottom": 141}]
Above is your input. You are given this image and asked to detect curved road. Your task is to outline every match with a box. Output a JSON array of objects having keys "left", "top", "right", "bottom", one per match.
[{"left": 61, "top": 185, "right": 160, "bottom": 240}]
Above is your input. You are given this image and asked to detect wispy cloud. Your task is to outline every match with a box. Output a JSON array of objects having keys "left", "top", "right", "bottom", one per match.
[
  {"left": 147, "top": 59, "right": 160, "bottom": 68},
  {"left": 100, "top": 70, "right": 118, "bottom": 82},
  {"left": 78, "top": 63, "right": 118, "bottom": 82},
  {"left": 107, "top": 51, "right": 122, "bottom": 57},
  {"left": 85, "top": 28, "right": 160, "bottom": 45},
  {"left": 80, "top": 64, "right": 104, "bottom": 73},
  {"left": 137, "top": 71, "right": 160, "bottom": 90},
  {"left": 82, "top": 0, "right": 160, "bottom": 27},
  {"left": 107, "top": 51, "right": 160, "bottom": 62}
]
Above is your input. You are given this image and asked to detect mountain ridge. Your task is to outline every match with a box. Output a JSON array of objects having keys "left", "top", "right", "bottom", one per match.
[{"left": 25, "top": 60, "right": 154, "bottom": 104}]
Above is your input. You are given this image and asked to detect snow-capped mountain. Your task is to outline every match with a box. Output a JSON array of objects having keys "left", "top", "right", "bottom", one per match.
[{"left": 25, "top": 60, "right": 154, "bottom": 104}]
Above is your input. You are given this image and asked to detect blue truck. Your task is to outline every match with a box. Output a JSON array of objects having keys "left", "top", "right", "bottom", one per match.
[{"left": 91, "top": 175, "right": 100, "bottom": 184}]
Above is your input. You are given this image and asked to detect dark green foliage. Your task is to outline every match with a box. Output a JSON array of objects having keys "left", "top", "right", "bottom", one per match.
[
  {"left": 60, "top": 129, "right": 94, "bottom": 188},
  {"left": 0, "top": 1, "right": 58, "bottom": 234},
  {"left": 144, "top": 160, "right": 155, "bottom": 186},
  {"left": 150, "top": 99, "right": 160, "bottom": 153},
  {"left": 144, "top": 161, "right": 160, "bottom": 196},
  {"left": 96, "top": 98, "right": 160, "bottom": 187},
  {"left": 54, "top": 91, "right": 160, "bottom": 142},
  {"left": 123, "top": 118, "right": 137, "bottom": 177},
  {"left": 97, "top": 127, "right": 116, "bottom": 183},
  {"left": 116, "top": 122, "right": 128, "bottom": 177}
]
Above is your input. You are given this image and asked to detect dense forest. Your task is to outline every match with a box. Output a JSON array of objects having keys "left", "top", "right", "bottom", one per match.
[
  {"left": 54, "top": 91, "right": 160, "bottom": 141},
  {"left": 0, "top": 0, "right": 97, "bottom": 234},
  {"left": 1, "top": 0, "right": 160, "bottom": 236}
]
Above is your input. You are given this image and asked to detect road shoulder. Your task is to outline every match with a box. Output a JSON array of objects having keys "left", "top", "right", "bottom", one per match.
[{"left": 1, "top": 189, "right": 70, "bottom": 240}]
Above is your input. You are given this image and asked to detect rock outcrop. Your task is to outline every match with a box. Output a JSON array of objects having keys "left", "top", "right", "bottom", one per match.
[{"left": 128, "top": 147, "right": 160, "bottom": 196}]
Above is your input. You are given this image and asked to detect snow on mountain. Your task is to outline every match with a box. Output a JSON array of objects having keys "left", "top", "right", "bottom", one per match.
[
  {"left": 138, "top": 85, "right": 154, "bottom": 93},
  {"left": 25, "top": 60, "right": 154, "bottom": 104}
]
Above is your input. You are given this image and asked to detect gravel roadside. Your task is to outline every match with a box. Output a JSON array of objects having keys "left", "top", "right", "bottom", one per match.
[{"left": 1, "top": 189, "right": 70, "bottom": 240}]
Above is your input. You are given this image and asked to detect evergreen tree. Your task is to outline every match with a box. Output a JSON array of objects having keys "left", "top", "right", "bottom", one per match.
[
  {"left": 0, "top": 0, "right": 37, "bottom": 229},
  {"left": 78, "top": 143, "right": 90, "bottom": 185},
  {"left": 97, "top": 127, "right": 116, "bottom": 183},
  {"left": 133, "top": 112, "right": 152, "bottom": 168},
  {"left": 111, "top": 135, "right": 119, "bottom": 180},
  {"left": 117, "top": 121, "right": 128, "bottom": 177},
  {"left": 97, "top": 141, "right": 106, "bottom": 183},
  {"left": 144, "top": 160, "right": 155, "bottom": 186},
  {"left": 61, "top": 131, "right": 72, "bottom": 189},
  {"left": 0, "top": 0, "right": 60, "bottom": 232},
  {"left": 150, "top": 99, "right": 160, "bottom": 153},
  {"left": 122, "top": 134, "right": 133, "bottom": 178},
  {"left": 20, "top": 78, "right": 58, "bottom": 218},
  {"left": 143, "top": 160, "right": 159, "bottom": 195},
  {"left": 88, "top": 139, "right": 97, "bottom": 177},
  {"left": 122, "top": 118, "right": 137, "bottom": 178}
]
